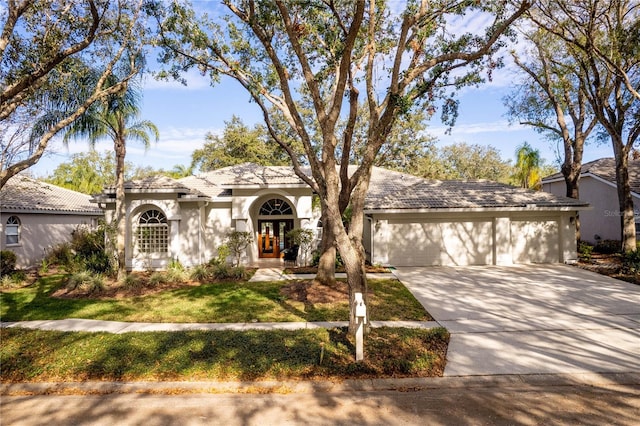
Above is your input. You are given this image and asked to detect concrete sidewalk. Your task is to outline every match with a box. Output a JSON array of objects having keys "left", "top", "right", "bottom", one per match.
[{"left": 0, "top": 319, "right": 439, "bottom": 334}]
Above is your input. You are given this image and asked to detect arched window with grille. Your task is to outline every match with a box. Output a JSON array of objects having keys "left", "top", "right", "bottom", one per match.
[
  {"left": 5, "top": 216, "right": 20, "bottom": 245},
  {"left": 259, "top": 198, "right": 293, "bottom": 215},
  {"left": 136, "top": 209, "right": 168, "bottom": 254}
]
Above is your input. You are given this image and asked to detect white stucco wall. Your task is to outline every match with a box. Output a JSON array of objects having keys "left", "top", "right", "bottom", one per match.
[
  {"left": 368, "top": 210, "right": 577, "bottom": 267},
  {"left": 0, "top": 212, "right": 101, "bottom": 269},
  {"left": 115, "top": 186, "right": 315, "bottom": 270}
]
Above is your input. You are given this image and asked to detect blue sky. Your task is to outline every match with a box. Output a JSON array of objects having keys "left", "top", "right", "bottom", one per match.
[{"left": 30, "top": 17, "right": 615, "bottom": 179}]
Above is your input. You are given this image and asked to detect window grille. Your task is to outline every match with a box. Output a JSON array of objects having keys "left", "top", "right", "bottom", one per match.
[
  {"left": 5, "top": 216, "right": 20, "bottom": 245},
  {"left": 136, "top": 209, "right": 168, "bottom": 254},
  {"left": 259, "top": 199, "right": 293, "bottom": 215}
]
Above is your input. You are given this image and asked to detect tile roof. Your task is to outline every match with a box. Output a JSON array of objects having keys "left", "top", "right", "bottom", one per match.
[
  {"left": 0, "top": 175, "right": 102, "bottom": 214},
  {"left": 192, "top": 162, "right": 307, "bottom": 187},
  {"left": 543, "top": 157, "right": 640, "bottom": 194},
  {"left": 178, "top": 175, "right": 231, "bottom": 198},
  {"left": 110, "top": 163, "right": 587, "bottom": 210},
  {"left": 364, "top": 175, "right": 588, "bottom": 210}
]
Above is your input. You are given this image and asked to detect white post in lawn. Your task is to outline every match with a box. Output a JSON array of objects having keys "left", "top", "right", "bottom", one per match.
[{"left": 354, "top": 292, "right": 367, "bottom": 362}]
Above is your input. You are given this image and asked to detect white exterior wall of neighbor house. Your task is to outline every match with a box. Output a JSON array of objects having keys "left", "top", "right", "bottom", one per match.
[
  {"left": 0, "top": 212, "right": 100, "bottom": 268},
  {"left": 543, "top": 176, "right": 640, "bottom": 244},
  {"left": 369, "top": 210, "right": 578, "bottom": 267}
]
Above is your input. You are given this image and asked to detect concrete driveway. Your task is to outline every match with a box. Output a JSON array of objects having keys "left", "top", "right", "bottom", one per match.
[{"left": 394, "top": 264, "right": 640, "bottom": 376}]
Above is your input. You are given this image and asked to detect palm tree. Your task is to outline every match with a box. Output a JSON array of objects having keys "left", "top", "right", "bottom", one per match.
[
  {"left": 513, "top": 142, "right": 542, "bottom": 190},
  {"left": 63, "top": 76, "right": 159, "bottom": 279}
]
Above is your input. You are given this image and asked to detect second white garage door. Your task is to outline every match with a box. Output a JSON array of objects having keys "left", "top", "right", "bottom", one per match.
[
  {"left": 387, "top": 220, "right": 494, "bottom": 266},
  {"left": 510, "top": 220, "right": 560, "bottom": 264}
]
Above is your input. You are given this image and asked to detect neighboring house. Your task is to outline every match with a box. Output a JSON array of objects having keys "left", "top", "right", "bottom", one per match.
[
  {"left": 542, "top": 158, "right": 640, "bottom": 245},
  {"left": 0, "top": 175, "right": 103, "bottom": 268},
  {"left": 92, "top": 162, "right": 588, "bottom": 270}
]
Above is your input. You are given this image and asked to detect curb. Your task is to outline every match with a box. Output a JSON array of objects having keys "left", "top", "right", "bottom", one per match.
[{"left": 3, "top": 372, "right": 639, "bottom": 396}]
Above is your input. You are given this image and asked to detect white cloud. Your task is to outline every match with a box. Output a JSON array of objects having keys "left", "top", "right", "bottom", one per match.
[
  {"left": 143, "top": 68, "right": 211, "bottom": 91},
  {"left": 429, "top": 120, "right": 522, "bottom": 137}
]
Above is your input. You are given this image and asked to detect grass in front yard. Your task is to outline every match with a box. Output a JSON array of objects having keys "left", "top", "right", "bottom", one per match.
[
  {"left": 0, "top": 327, "right": 449, "bottom": 382},
  {"left": 0, "top": 275, "right": 431, "bottom": 323}
]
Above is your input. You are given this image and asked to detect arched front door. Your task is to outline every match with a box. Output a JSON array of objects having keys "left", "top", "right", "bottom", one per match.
[{"left": 257, "top": 198, "right": 294, "bottom": 258}]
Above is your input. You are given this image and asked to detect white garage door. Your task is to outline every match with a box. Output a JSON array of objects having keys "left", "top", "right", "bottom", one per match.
[
  {"left": 387, "top": 220, "right": 493, "bottom": 266},
  {"left": 511, "top": 220, "right": 559, "bottom": 264}
]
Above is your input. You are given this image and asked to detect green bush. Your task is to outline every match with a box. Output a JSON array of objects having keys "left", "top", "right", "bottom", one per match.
[
  {"left": 1, "top": 250, "right": 17, "bottom": 276},
  {"left": 68, "top": 271, "right": 105, "bottom": 293},
  {"left": 622, "top": 250, "right": 640, "bottom": 275},
  {"left": 595, "top": 239, "right": 621, "bottom": 254},
  {"left": 45, "top": 225, "right": 113, "bottom": 275},
  {"left": 45, "top": 243, "right": 74, "bottom": 268},
  {"left": 210, "top": 264, "right": 247, "bottom": 280},
  {"left": 149, "top": 272, "right": 169, "bottom": 286},
  {"left": 122, "top": 273, "right": 143, "bottom": 290},
  {"left": 311, "top": 249, "right": 343, "bottom": 268},
  {"left": 578, "top": 241, "right": 594, "bottom": 262},
  {"left": 190, "top": 264, "right": 211, "bottom": 282}
]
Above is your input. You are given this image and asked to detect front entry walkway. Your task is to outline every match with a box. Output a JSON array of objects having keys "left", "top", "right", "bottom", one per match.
[{"left": 394, "top": 264, "right": 640, "bottom": 376}]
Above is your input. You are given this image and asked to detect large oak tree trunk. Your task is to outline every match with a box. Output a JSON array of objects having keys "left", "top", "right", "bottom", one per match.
[
  {"left": 613, "top": 144, "right": 636, "bottom": 252},
  {"left": 314, "top": 212, "right": 337, "bottom": 286},
  {"left": 561, "top": 143, "right": 583, "bottom": 241}
]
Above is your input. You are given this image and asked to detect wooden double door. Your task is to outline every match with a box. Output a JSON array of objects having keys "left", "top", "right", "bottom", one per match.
[{"left": 258, "top": 219, "right": 294, "bottom": 258}]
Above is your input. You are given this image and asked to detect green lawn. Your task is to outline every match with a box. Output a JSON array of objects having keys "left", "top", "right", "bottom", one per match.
[
  {"left": 0, "top": 327, "right": 449, "bottom": 382},
  {"left": 0, "top": 274, "right": 431, "bottom": 323}
]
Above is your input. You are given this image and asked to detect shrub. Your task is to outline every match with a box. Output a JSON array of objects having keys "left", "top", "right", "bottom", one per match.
[
  {"left": 0, "top": 270, "right": 26, "bottom": 288},
  {"left": 1, "top": 250, "right": 17, "bottom": 276},
  {"left": 66, "top": 271, "right": 94, "bottom": 290},
  {"left": 229, "top": 266, "right": 248, "bottom": 280},
  {"left": 595, "top": 239, "right": 621, "bottom": 254},
  {"left": 45, "top": 225, "right": 113, "bottom": 275},
  {"left": 225, "top": 231, "right": 252, "bottom": 267},
  {"left": 45, "top": 243, "right": 75, "bottom": 269},
  {"left": 212, "top": 244, "right": 231, "bottom": 266},
  {"left": 190, "top": 264, "right": 211, "bottom": 282},
  {"left": 122, "top": 273, "right": 143, "bottom": 290},
  {"left": 578, "top": 241, "right": 594, "bottom": 262},
  {"left": 622, "top": 250, "right": 640, "bottom": 275},
  {"left": 311, "top": 250, "right": 343, "bottom": 268},
  {"left": 212, "top": 263, "right": 231, "bottom": 279},
  {"left": 149, "top": 272, "right": 169, "bottom": 286},
  {"left": 166, "top": 267, "right": 187, "bottom": 283}
]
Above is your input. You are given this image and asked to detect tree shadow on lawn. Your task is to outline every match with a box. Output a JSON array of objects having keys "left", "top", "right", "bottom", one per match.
[
  {"left": 0, "top": 275, "right": 137, "bottom": 322},
  {"left": 1, "top": 327, "right": 449, "bottom": 382}
]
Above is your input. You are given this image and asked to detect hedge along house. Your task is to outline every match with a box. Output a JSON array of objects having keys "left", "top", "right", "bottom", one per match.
[
  {"left": 0, "top": 175, "right": 103, "bottom": 269},
  {"left": 92, "top": 163, "right": 589, "bottom": 271}
]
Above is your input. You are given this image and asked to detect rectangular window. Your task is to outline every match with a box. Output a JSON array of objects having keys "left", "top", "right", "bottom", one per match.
[
  {"left": 6, "top": 225, "right": 19, "bottom": 245},
  {"left": 137, "top": 225, "right": 168, "bottom": 254}
]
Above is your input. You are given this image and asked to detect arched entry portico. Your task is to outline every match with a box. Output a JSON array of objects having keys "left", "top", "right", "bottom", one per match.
[{"left": 257, "top": 198, "right": 295, "bottom": 258}]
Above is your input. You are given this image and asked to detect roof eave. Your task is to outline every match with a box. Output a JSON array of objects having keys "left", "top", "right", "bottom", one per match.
[
  {"left": 364, "top": 205, "right": 591, "bottom": 214},
  {"left": 219, "top": 183, "right": 309, "bottom": 189},
  {"left": 0, "top": 208, "right": 103, "bottom": 215}
]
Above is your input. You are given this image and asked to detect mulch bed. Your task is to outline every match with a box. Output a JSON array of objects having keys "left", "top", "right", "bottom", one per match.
[{"left": 577, "top": 253, "right": 640, "bottom": 285}]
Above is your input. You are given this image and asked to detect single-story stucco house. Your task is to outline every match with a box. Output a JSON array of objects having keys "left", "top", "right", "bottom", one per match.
[
  {"left": 0, "top": 175, "right": 103, "bottom": 269},
  {"left": 92, "top": 163, "right": 588, "bottom": 270},
  {"left": 542, "top": 157, "right": 640, "bottom": 245}
]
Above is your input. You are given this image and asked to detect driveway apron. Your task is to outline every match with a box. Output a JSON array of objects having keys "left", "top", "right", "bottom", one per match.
[{"left": 394, "top": 265, "right": 640, "bottom": 376}]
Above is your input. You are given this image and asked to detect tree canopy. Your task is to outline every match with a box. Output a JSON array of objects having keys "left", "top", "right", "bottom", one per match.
[
  {"left": 0, "top": 0, "right": 148, "bottom": 188},
  {"left": 191, "top": 115, "right": 291, "bottom": 172},
  {"left": 150, "top": 0, "right": 531, "bottom": 341}
]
